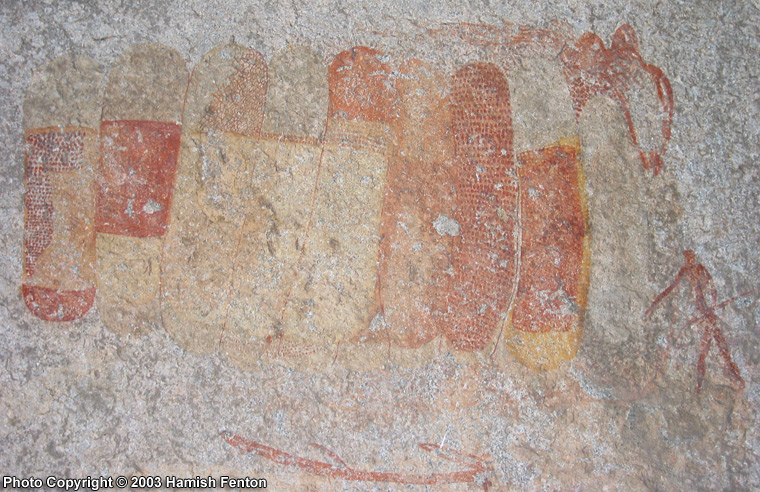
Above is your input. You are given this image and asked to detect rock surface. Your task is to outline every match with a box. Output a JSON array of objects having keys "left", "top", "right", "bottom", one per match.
[{"left": 1, "top": 1, "right": 759, "bottom": 490}]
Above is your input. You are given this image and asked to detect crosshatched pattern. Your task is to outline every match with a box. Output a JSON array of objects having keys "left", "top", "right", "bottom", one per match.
[
  {"left": 22, "top": 128, "right": 97, "bottom": 322},
  {"left": 198, "top": 50, "right": 268, "bottom": 135},
  {"left": 24, "top": 130, "right": 86, "bottom": 276},
  {"left": 446, "top": 62, "right": 518, "bottom": 352}
]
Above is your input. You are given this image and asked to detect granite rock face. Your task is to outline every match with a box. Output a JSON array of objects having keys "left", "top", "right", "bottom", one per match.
[{"left": 1, "top": 1, "right": 759, "bottom": 490}]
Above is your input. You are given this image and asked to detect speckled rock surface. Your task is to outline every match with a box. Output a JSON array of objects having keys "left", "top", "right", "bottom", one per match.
[{"left": 1, "top": 1, "right": 759, "bottom": 490}]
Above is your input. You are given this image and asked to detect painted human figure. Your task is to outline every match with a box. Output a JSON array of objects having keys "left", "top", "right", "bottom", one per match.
[{"left": 646, "top": 250, "right": 745, "bottom": 393}]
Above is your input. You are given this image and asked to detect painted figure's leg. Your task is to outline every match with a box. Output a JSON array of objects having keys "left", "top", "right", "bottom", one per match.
[
  {"left": 710, "top": 320, "right": 745, "bottom": 390},
  {"left": 376, "top": 59, "right": 455, "bottom": 367},
  {"left": 161, "top": 44, "right": 267, "bottom": 353},
  {"left": 446, "top": 62, "right": 517, "bottom": 355},
  {"left": 696, "top": 325, "right": 712, "bottom": 393},
  {"left": 96, "top": 44, "right": 187, "bottom": 335},
  {"left": 503, "top": 56, "right": 589, "bottom": 371},
  {"left": 22, "top": 55, "right": 102, "bottom": 322},
  {"left": 222, "top": 45, "right": 327, "bottom": 370},
  {"left": 280, "top": 47, "right": 398, "bottom": 372}
]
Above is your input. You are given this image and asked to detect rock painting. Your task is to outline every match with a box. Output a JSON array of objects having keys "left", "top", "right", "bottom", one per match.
[
  {"left": 162, "top": 44, "right": 267, "bottom": 354},
  {"left": 645, "top": 250, "right": 750, "bottom": 393},
  {"left": 95, "top": 43, "right": 187, "bottom": 335},
  {"left": 23, "top": 23, "right": 675, "bottom": 375},
  {"left": 377, "top": 58, "right": 455, "bottom": 368},
  {"left": 277, "top": 46, "right": 398, "bottom": 372},
  {"left": 22, "top": 55, "right": 101, "bottom": 322},
  {"left": 445, "top": 62, "right": 517, "bottom": 358},
  {"left": 223, "top": 431, "right": 493, "bottom": 489}
]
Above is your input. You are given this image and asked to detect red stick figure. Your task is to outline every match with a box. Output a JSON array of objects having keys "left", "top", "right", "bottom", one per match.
[{"left": 646, "top": 250, "right": 749, "bottom": 393}]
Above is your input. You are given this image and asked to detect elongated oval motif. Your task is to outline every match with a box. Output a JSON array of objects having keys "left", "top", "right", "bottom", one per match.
[
  {"left": 446, "top": 62, "right": 517, "bottom": 353},
  {"left": 161, "top": 44, "right": 267, "bottom": 354},
  {"left": 22, "top": 54, "right": 102, "bottom": 322},
  {"left": 96, "top": 43, "right": 187, "bottom": 335}
]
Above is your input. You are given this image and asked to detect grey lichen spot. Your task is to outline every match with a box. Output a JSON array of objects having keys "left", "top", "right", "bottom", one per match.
[
  {"left": 368, "top": 311, "right": 385, "bottom": 333},
  {"left": 142, "top": 199, "right": 162, "bottom": 214},
  {"left": 433, "top": 213, "right": 460, "bottom": 236}
]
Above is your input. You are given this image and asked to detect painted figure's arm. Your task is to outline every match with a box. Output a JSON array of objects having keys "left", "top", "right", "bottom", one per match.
[{"left": 645, "top": 265, "right": 687, "bottom": 318}]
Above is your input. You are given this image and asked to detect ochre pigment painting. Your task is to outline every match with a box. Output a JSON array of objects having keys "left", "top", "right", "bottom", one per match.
[
  {"left": 23, "top": 20, "right": 757, "bottom": 489},
  {"left": 23, "top": 22, "right": 673, "bottom": 363}
]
